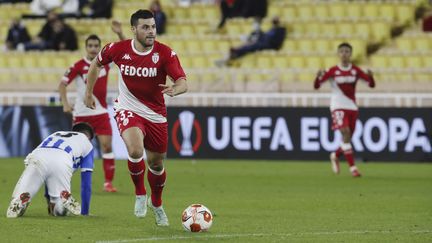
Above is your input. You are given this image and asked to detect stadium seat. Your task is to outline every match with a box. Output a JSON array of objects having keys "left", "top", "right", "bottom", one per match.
[
  {"left": 388, "top": 56, "right": 405, "bottom": 68},
  {"left": 370, "top": 56, "right": 389, "bottom": 69},
  {"left": 305, "top": 57, "right": 322, "bottom": 69},
  {"left": 405, "top": 56, "right": 422, "bottom": 68},
  {"left": 363, "top": 4, "right": 380, "bottom": 20},
  {"left": 298, "top": 40, "right": 314, "bottom": 53},
  {"left": 346, "top": 4, "right": 362, "bottom": 20},
  {"left": 256, "top": 56, "right": 273, "bottom": 69},
  {"left": 396, "top": 39, "right": 414, "bottom": 52},
  {"left": 422, "top": 56, "right": 432, "bottom": 68},
  {"left": 272, "top": 56, "right": 289, "bottom": 69},
  {"left": 414, "top": 38, "right": 430, "bottom": 52},
  {"left": 328, "top": 3, "right": 346, "bottom": 20},
  {"left": 281, "top": 40, "right": 296, "bottom": 53},
  {"left": 380, "top": 4, "right": 396, "bottom": 21},
  {"left": 314, "top": 40, "right": 331, "bottom": 53},
  {"left": 289, "top": 56, "right": 305, "bottom": 69},
  {"left": 7, "top": 56, "right": 21, "bottom": 68},
  {"left": 296, "top": 5, "right": 314, "bottom": 21},
  {"left": 323, "top": 56, "right": 338, "bottom": 68},
  {"left": 396, "top": 5, "right": 414, "bottom": 25},
  {"left": 313, "top": 4, "right": 329, "bottom": 20}
]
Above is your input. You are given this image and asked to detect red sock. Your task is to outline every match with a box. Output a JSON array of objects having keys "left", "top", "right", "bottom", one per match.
[
  {"left": 341, "top": 143, "right": 355, "bottom": 167},
  {"left": 335, "top": 147, "right": 343, "bottom": 158},
  {"left": 147, "top": 168, "right": 166, "bottom": 207},
  {"left": 103, "top": 158, "right": 115, "bottom": 183},
  {"left": 128, "top": 158, "right": 146, "bottom": 195}
]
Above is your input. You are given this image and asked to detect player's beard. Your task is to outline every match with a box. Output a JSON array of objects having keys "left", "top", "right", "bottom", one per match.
[{"left": 139, "top": 36, "right": 155, "bottom": 48}]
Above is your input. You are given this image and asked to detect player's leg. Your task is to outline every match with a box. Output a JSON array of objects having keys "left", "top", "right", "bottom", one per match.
[
  {"left": 122, "top": 127, "right": 148, "bottom": 217},
  {"left": 46, "top": 150, "right": 80, "bottom": 216},
  {"left": 97, "top": 135, "right": 117, "bottom": 192},
  {"left": 330, "top": 110, "right": 344, "bottom": 174},
  {"left": 143, "top": 121, "right": 169, "bottom": 226},
  {"left": 340, "top": 126, "right": 360, "bottom": 177},
  {"left": 7, "top": 160, "right": 45, "bottom": 218}
]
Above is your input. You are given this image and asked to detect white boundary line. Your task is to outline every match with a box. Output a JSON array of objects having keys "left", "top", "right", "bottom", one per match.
[{"left": 96, "top": 230, "right": 432, "bottom": 243}]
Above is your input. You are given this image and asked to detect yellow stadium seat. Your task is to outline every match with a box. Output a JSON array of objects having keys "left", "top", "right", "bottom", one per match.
[
  {"left": 314, "top": 5, "right": 328, "bottom": 20},
  {"left": 305, "top": 57, "right": 322, "bottom": 69},
  {"left": 202, "top": 7, "right": 219, "bottom": 20},
  {"left": 396, "top": 5, "right": 414, "bottom": 25},
  {"left": 370, "top": 56, "right": 389, "bottom": 68},
  {"left": 191, "top": 56, "right": 208, "bottom": 68},
  {"left": 370, "top": 22, "right": 390, "bottom": 42},
  {"left": 354, "top": 23, "right": 370, "bottom": 39},
  {"left": 422, "top": 56, "right": 432, "bottom": 68},
  {"left": 292, "top": 24, "right": 305, "bottom": 35},
  {"left": 346, "top": 4, "right": 362, "bottom": 20},
  {"left": 363, "top": 4, "right": 380, "bottom": 19},
  {"left": 405, "top": 56, "right": 422, "bottom": 68},
  {"left": 22, "top": 56, "right": 37, "bottom": 68},
  {"left": 201, "top": 40, "right": 217, "bottom": 51},
  {"left": 296, "top": 5, "right": 313, "bottom": 20},
  {"left": 396, "top": 39, "right": 413, "bottom": 52},
  {"left": 51, "top": 57, "right": 67, "bottom": 69},
  {"left": 7, "top": 56, "right": 21, "bottom": 68},
  {"left": 170, "top": 41, "right": 185, "bottom": 53},
  {"left": 323, "top": 56, "right": 338, "bottom": 68},
  {"left": 217, "top": 41, "right": 230, "bottom": 52},
  {"left": 321, "top": 23, "right": 337, "bottom": 37},
  {"left": 194, "top": 24, "right": 209, "bottom": 35},
  {"left": 180, "top": 56, "right": 192, "bottom": 68},
  {"left": 414, "top": 38, "right": 430, "bottom": 52},
  {"left": 44, "top": 73, "right": 61, "bottom": 83},
  {"left": 305, "top": 23, "right": 321, "bottom": 35},
  {"left": 414, "top": 73, "right": 430, "bottom": 82},
  {"left": 328, "top": 3, "right": 346, "bottom": 20},
  {"left": 281, "top": 7, "right": 296, "bottom": 22},
  {"left": 272, "top": 56, "right": 289, "bottom": 69},
  {"left": 189, "top": 7, "right": 203, "bottom": 19},
  {"left": 289, "top": 56, "right": 305, "bottom": 69},
  {"left": 281, "top": 40, "right": 296, "bottom": 52},
  {"left": 314, "top": 39, "right": 331, "bottom": 53},
  {"left": 240, "top": 55, "right": 256, "bottom": 68},
  {"left": 380, "top": 4, "right": 396, "bottom": 21},
  {"left": 256, "top": 56, "right": 272, "bottom": 68},
  {"left": 337, "top": 23, "right": 353, "bottom": 36},
  {"left": 298, "top": 39, "right": 314, "bottom": 53},
  {"left": 172, "top": 8, "right": 189, "bottom": 19},
  {"left": 226, "top": 24, "right": 243, "bottom": 37},
  {"left": 388, "top": 56, "right": 405, "bottom": 68},
  {"left": 184, "top": 40, "right": 201, "bottom": 52},
  {"left": 178, "top": 25, "right": 195, "bottom": 35},
  {"left": 268, "top": 5, "right": 282, "bottom": 17},
  {"left": 297, "top": 72, "right": 316, "bottom": 83},
  {"left": 0, "top": 72, "right": 13, "bottom": 83}
]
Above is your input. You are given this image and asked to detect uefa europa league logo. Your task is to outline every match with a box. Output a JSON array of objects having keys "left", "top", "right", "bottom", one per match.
[{"left": 179, "top": 111, "right": 194, "bottom": 156}]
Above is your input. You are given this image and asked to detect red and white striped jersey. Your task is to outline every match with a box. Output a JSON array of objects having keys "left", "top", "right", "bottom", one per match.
[
  {"left": 97, "top": 39, "right": 186, "bottom": 123},
  {"left": 62, "top": 57, "right": 110, "bottom": 117},
  {"left": 314, "top": 64, "right": 375, "bottom": 111}
]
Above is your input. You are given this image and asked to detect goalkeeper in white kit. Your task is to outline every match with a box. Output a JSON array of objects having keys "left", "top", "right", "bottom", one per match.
[{"left": 6, "top": 123, "right": 95, "bottom": 217}]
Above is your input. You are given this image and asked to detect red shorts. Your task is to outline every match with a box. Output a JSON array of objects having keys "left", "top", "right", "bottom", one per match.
[
  {"left": 74, "top": 113, "right": 112, "bottom": 136},
  {"left": 114, "top": 110, "right": 168, "bottom": 153},
  {"left": 331, "top": 109, "right": 358, "bottom": 132}
]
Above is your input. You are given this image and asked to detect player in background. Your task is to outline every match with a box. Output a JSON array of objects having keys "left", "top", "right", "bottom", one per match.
[
  {"left": 6, "top": 123, "right": 94, "bottom": 218},
  {"left": 59, "top": 34, "right": 118, "bottom": 193},
  {"left": 84, "top": 10, "right": 187, "bottom": 226},
  {"left": 314, "top": 42, "right": 375, "bottom": 177}
]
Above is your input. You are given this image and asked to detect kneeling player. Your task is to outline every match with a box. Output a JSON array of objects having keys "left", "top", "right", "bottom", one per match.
[{"left": 6, "top": 123, "right": 94, "bottom": 217}]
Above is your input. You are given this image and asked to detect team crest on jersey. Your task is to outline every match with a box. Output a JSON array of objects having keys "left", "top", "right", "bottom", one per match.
[
  {"left": 152, "top": 53, "right": 159, "bottom": 64},
  {"left": 351, "top": 70, "right": 357, "bottom": 75}
]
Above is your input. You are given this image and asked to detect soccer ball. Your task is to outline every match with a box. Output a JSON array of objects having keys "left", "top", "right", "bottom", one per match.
[{"left": 181, "top": 204, "right": 213, "bottom": 232}]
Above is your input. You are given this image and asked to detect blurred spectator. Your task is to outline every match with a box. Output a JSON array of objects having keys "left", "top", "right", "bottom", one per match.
[
  {"left": 51, "top": 18, "right": 78, "bottom": 50},
  {"left": 216, "top": 17, "right": 286, "bottom": 66},
  {"left": 240, "top": 18, "right": 264, "bottom": 45},
  {"left": 217, "top": 0, "right": 267, "bottom": 30},
  {"left": 150, "top": 0, "right": 167, "bottom": 35},
  {"left": 89, "top": 0, "right": 113, "bottom": 18},
  {"left": 30, "top": 0, "right": 79, "bottom": 16},
  {"left": 5, "top": 18, "right": 31, "bottom": 51},
  {"left": 25, "top": 12, "right": 78, "bottom": 51}
]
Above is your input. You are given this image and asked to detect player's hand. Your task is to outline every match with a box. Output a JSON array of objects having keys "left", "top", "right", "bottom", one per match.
[
  {"left": 111, "top": 20, "right": 123, "bottom": 35},
  {"left": 316, "top": 69, "right": 325, "bottom": 78},
  {"left": 84, "top": 94, "right": 96, "bottom": 109},
  {"left": 367, "top": 69, "right": 373, "bottom": 77},
  {"left": 62, "top": 104, "right": 73, "bottom": 114},
  {"left": 159, "top": 83, "right": 177, "bottom": 97}
]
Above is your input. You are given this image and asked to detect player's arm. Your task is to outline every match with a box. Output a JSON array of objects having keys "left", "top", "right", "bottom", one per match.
[
  {"left": 84, "top": 58, "right": 104, "bottom": 109},
  {"left": 358, "top": 68, "right": 376, "bottom": 88},
  {"left": 111, "top": 20, "right": 126, "bottom": 41},
  {"left": 314, "top": 69, "right": 332, "bottom": 89},
  {"left": 80, "top": 150, "right": 94, "bottom": 215},
  {"left": 59, "top": 66, "right": 78, "bottom": 113},
  {"left": 160, "top": 78, "right": 188, "bottom": 97}
]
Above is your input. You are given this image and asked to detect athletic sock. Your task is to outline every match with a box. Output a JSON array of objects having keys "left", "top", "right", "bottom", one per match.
[
  {"left": 147, "top": 168, "right": 166, "bottom": 207},
  {"left": 127, "top": 157, "right": 146, "bottom": 195},
  {"left": 341, "top": 143, "right": 355, "bottom": 167},
  {"left": 102, "top": 153, "right": 115, "bottom": 183},
  {"left": 335, "top": 147, "right": 343, "bottom": 158}
]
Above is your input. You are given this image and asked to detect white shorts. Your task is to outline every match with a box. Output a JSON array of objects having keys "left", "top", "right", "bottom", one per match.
[{"left": 12, "top": 148, "right": 73, "bottom": 202}]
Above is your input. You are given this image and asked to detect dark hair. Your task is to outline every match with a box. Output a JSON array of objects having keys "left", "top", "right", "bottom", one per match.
[
  {"left": 85, "top": 34, "right": 101, "bottom": 46},
  {"left": 72, "top": 123, "right": 94, "bottom": 140},
  {"left": 130, "top": 9, "right": 154, "bottom": 26},
  {"left": 338, "top": 42, "right": 352, "bottom": 51}
]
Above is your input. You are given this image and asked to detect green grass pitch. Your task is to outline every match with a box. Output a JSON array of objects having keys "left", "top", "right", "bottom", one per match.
[{"left": 0, "top": 158, "right": 431, "bottom": 242}]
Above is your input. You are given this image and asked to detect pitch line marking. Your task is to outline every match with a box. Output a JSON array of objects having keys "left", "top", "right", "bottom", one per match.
[{"left": 96, "top": 230, "right": 432, "bottom": 243}]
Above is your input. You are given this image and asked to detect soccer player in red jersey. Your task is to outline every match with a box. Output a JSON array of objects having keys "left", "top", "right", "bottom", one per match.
[
  {"left": 84, "top": 10, "right": 187, "bottom": 226},
  {"left": 59, "top": 34, "right": 117, "bottom": 192},
  {"left": 314, "top": 42, "right": 375, "bottom": 177}
]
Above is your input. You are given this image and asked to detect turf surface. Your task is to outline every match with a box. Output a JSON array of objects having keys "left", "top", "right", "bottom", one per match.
[{"left": 0, "top": 158, "right": 431, "bottom": 242}]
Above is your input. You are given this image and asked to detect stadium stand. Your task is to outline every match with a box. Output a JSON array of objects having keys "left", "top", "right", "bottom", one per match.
[{"left": 0, "top": 0, "right": 431, "bottom": 93}]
